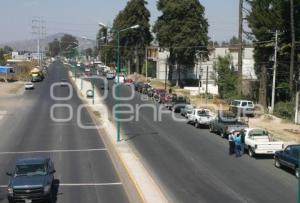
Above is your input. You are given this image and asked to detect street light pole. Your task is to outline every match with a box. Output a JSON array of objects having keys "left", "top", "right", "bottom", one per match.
[
  {"left": 98, "top": 22, "right": 139, "bottom": 142},
  {"left": 270, "top": 30, "right": 278, "bottom": 114}
]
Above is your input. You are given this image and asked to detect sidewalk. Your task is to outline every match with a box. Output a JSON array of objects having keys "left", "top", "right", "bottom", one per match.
[{"left": 249, "top": 115, "right": 300, "bottom": 144}]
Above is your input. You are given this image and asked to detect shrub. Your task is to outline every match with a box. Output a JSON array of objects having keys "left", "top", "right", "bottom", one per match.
[{"left": 274, "top": 101, "right": 295, "bottom": 121}]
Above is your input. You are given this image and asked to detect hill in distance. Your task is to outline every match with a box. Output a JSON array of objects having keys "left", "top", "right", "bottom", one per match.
[{"left": 0, "top": 33, "right": 96, "bottom": 52}]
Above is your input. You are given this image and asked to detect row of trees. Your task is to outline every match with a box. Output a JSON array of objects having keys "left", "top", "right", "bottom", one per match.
[
  {"left": 97, "top": 0, "right": 208, "bottom": 84},
  {"left": 246, "top": 0, "right": 300, "bottom": 106},
  {"left": 47, "top": 34, "right": 79, "bottom": 58}
]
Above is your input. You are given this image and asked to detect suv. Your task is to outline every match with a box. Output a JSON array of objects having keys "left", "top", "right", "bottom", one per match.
[
  {"left": 229, "top": 100, "right": 255, "bottom": 117},
  {"left": 6, "top": 158, "right": 56, "bottom": 203}
]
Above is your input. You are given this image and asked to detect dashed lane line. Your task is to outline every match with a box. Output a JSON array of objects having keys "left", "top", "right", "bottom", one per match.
[
  {"left": 0, "top": 182, "right": 122, "bottom": 188},
  {"left": 0, "top": 148, "right": 107, "bottom": 155}
]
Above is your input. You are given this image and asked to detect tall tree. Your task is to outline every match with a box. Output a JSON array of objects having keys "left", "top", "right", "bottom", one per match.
[
  {"left": 247, "top": 0, "right": 300, "bottom": 106},
  {"left": 112, "top": 0, "right": 152, "bottom": 73},
  {"left": 60, "top": 34, "right": 78, "bottom": 58},
  {"left": 153, "top": 0, "right": 208, "bottom": 86},
  {"left": 0, "top": 48, "right": 6, "bottom": 65},
  {"left": 215, "top": 55, "right": 239, "bottom": 99},
  {"left": 47, "top": 39, "right": 60, "bottom": 57}
]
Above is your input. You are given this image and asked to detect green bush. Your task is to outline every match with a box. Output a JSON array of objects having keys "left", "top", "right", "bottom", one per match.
[{"left": 274, "top": 101, "right": 295, "bottom": 121}]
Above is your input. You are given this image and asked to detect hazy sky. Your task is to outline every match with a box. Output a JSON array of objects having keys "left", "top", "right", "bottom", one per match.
[{"left": 0, "top": 0, "right": 239, "bottom": 44}]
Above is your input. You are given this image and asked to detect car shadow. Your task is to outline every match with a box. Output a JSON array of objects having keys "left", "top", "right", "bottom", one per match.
[
  {"left": 52, "top": 179, "right": 61, "bottom": 203},
  {"left": 252, "top": 154, "right": 274, "bottom": 160}
]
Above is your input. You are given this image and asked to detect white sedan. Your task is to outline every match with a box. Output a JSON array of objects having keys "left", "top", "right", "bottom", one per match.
[{"left": 25, "top": 82, "right": 34, "bottom": 90}]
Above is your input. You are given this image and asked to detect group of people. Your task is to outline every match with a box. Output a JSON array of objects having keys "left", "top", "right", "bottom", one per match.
[{"left": 228, "top": 129, "right": 245, "bottom": 157}]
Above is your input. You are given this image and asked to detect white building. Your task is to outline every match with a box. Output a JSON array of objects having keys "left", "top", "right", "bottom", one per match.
[{"left": 152, "top": 47, "right": 257, "bottom": 95}]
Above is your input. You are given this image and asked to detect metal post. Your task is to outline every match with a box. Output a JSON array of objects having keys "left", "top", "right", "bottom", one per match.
[
  {"left": 295, "top": 91, "right": 299, "bottom": 124},
  {"left": 81, "top": 78, "right": 83, "bottom": 90},
  {"left": 116, "top": 31, "right": 121, "bottom": 142},
  {"left": 205, "top": 66, "right": 209, "bottom": 105},
  {"left": 165, "top": 55, "right": 168, "bottom": 91},
  {"left": 92, "top": 79, "right": 95, "bottom": 105},
  {"left": 238, "top": 0, "right": 243, "bottom": 96},
  {"left": 198, "top": 54, "right": 202, "bottom": 95},
  {"left": 270, "top": 30, "right": 278, "bottom": 114},
  {"left": 145, "top": 46, "right": 148, "bottom": 81}
]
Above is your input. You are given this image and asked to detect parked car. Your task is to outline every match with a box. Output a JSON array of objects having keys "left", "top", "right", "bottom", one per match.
[
  {"left": 243, "top": 128, "right": 284, "bottom": 157},
  {"left": 86, "top": 89, "right": 94, "bottom": 98},
  {"left": 134, "top": 82, "right": 144, "bottom": 92},
  {"left": 274, "top": 144, "right": 300, "bottom": 178},
  {"left": 187, "top": 108, "right": 215, "bottom": 128},
  {"left": 181, "top": 104, "right": 195, "bottom": 117},
  {"left": 229, "top": 100, "right": 255, "bottom": 117},
  {"left": 6, "top": 158, "right": 56, "bottom": 203},
  {"left": 106, "top": 72, "right": 115, "bottom": 80},
  {"left": 124, "top": 79, "right": 133, "bottom": 86},
  {"left": 209, "top": 111, "right": 248, "bottom": 138},
  {"left": 169, "top": 96, "right": 189, "bottom": 112},
  {"left": 114, "top": 75, "right": 125, "bottom": 84},
  {"left": 24, "top": 82, "right": 34, "bottom": 90}
]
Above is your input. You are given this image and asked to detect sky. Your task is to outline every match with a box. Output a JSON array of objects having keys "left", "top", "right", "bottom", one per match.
[{"left": 0, "top": 0, "right": 239, "bottom": 44}]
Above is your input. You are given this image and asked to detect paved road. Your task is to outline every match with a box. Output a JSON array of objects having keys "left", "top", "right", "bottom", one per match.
[
  {"left": 0, "top": 62, "right": 129, "bottom": 203},
  {"left": 95, "top": 77, "right": 298, "bottom": 203}
]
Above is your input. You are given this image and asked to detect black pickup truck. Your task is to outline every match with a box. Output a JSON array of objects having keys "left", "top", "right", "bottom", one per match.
[
  {"left": 6, "top": 158, "right": 56, "bottom": 203},
  {"left": 274, "top": 144, "right": 300, "bottom": 178}
]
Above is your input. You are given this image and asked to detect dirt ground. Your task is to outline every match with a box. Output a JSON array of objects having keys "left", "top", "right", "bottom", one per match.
[{"left": 0, "top": 81, "right": 24, "bottom": 96}]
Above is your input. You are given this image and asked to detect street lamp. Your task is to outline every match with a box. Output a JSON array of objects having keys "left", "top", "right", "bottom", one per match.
[{"left": 99, "top": 22, "right": 140, "bottom": 142}]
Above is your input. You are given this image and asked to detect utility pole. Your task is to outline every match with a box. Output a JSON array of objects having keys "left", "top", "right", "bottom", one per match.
[
  {"left": 145, "top": 46, "right": 148, "bottom": 81},
  {"left": 238, "top": 0, "right": 243, "bottom": 96},
  {"left": 32, "top": 16, "right": 46, "bottom": 68},
  {"left": 198, "top": 54, "right": 202, "bottom": 95},
  {"left": 270, "top": 30, "right": 278, "bottom": 114},
  {"left": 205, "top": 66, "right": 209, "bottom": 105},
  {"left": 165, "top": 55, "right": 168, "bottom": 91},
  {"left": 290, "top": 0, "right": 295, "bottom": 92},
  {"left": 295, "top": 91, "right": 299, "bottom": 124}
]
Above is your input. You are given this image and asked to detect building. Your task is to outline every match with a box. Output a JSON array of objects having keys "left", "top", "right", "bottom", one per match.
[{"left": 151, "top": 47, "right": 257, "bottom": 95}]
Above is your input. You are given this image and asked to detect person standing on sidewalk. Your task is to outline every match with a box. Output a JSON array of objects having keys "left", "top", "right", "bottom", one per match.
[
  {"left": 228, "top": 130, "right": 235, "bottom": 155},
  {"left": 234, "top": 133, "right": 242, "bottom": 157},
  {"left": 240, "top": 129, "right": 246, "bottom": 154}
]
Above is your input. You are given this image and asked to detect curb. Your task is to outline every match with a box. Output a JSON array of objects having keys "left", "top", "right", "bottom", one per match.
[{"left": 68, "top": 72, "right": 168, "bottom": 203}]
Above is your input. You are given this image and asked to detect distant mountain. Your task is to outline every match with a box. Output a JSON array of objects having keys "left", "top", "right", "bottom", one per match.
[{"left": 0, "top": 33, "right": 96, "bottom": 52}]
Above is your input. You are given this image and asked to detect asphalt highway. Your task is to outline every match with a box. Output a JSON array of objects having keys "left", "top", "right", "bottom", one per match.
[
  {"left": 0, "top": 62, "right": 129, "bottom": 203},
  {"left": 95, "top": 75, "right": 298, "bottom": 203}
]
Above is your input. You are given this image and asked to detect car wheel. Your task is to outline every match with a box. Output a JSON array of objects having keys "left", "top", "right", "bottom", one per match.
[
  {"left": 295, "top": 168, "right": 299, "bottom": 179},
  {"left": 274, "top": 158, "right": 281, "bottom": 168},
  {"left": 249, "top": 147, "right": 255, "bottom": 157}
]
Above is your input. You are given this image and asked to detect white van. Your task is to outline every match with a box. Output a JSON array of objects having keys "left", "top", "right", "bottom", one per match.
[{"left": 230, "top": 100, "right": 255, "bottom": 117}]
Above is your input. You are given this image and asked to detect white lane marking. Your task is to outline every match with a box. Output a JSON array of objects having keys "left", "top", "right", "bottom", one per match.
[
  {"left": 0, "top": 110, "right": 7, "bottom": 120},
  {"left": 0, "top": 183, "right": 122, "bottom": 188},
  {"left": 0, "top": 148, "right": 107, "bottom": 155}
]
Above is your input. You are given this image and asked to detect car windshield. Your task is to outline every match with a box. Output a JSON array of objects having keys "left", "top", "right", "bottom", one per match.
[
  {"left": 15, "top": 164, "right": 47, "bottom": 176},
  {"left": 198, "top": 110, "right": 209, "bottom": 116}
]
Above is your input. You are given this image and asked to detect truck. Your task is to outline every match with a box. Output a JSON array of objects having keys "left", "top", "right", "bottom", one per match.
[
  {"left": 187, "top": 108, "right": 215, "bottom": 128},
  {"left": 209, "top": 111, "right": 248, "bottom": 138},
  {"left": 30, "top": 68, "right": 44, "bottom": 82},
  {"left": 244, "top": 128, "right": 284, "bottom": 157},
  {"left": 6, "top": 158, "right": 56, "bottom": 203}
]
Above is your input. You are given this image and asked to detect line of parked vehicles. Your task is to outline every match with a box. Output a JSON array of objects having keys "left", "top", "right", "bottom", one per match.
[{"left": 129, "top": 81, "right": 300, "bottom": 179}]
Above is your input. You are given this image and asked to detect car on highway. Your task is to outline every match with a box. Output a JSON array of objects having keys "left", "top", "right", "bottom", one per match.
[
  {"left": 274, "top": 144, "right": 300, "bottom": 178},
  {"left": 6, "top": 158, "right": 56, "bottom": 203},
  {"left": 60, "top": 79, "right": 68, "bottom": 87},
  {"left": 187, "top": 108, "right": 215, "bottom": 128},
  {"left": 86, "top": 89, "right": 94, "bottom": 98},
  {"left": 244, "top": 128, "right": 284, "bottom": 157},
  {"left": 209, "top": 111, "right": 248, "bottom": 138},
  {"left": 24, "top": 82, "right": 34, "bottom": 90}
]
